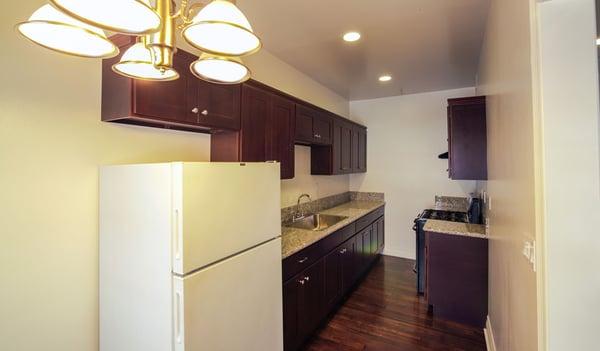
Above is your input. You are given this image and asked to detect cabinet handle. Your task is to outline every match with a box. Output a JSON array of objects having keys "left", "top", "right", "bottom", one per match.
[
  {"left": 298, "top": 257, "right": 309, "bottom": 264},
  {"left": 339, "top": 248, "right": 347, "bottom": 254},
  {"left": 304, "top": 276, "right": 310, "bottom": 282},
  {"left": 191, "top": 107, "right": 199, "bottom": 114},
  {"left": 298, "top": 279, "right": 305, "bottom": 285},
  {"left": 201, "top": 109, "right": 208, "bottom": 116}
]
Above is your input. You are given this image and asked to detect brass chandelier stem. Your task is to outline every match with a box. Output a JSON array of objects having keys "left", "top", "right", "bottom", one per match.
[{"left": 147, "top": 0, "right": 177, "bottom": 70}]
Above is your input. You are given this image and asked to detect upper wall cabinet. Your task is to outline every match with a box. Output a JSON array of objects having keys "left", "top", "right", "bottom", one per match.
[
  {"left": 101, "top": 35, "right": 241, "bottom": 133},
  {"left": 447, "top": 96, "right": 487, "bottom": 180},
  {"left": 311, "top": 119, "right": 367, "bottom": 175},
  {"left": 211, "top": 81, "right": 295, "bottom": 179},
  {"left": 295, "top": 104, "right": 332, "bottom": 145}
]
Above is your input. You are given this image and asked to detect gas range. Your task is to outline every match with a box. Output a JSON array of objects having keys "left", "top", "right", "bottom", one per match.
[{"left": 418, "top": 209, "right": 469, "bottom": 223}]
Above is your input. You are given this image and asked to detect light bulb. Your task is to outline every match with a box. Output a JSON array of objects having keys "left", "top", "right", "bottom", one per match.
[{"left": 113, "top": 43, "right": 179, "bottom": 81}]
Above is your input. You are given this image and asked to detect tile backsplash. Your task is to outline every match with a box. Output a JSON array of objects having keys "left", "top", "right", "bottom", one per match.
[{"left": 281, "top": 191, "right": 384, "bottom": 223}]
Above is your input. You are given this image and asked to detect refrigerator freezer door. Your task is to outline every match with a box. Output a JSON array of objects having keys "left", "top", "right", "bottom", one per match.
[
  {"left": 174, "top": 238, "right": 283, "bottom": 351},
  {"left": 173, "top": 162, "right": 281, "bottom": 275}
]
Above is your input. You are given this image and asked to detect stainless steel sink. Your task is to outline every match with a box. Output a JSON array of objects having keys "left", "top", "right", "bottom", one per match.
[{"left": 285, "top": 214, "right": 348, "bottom": 231}]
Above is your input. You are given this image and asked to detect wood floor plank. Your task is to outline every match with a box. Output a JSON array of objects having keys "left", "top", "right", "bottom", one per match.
[{"left": 302, "top": 256, "right": 486, "bottom": 351}]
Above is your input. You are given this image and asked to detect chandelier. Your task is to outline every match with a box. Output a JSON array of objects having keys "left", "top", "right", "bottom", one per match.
[{"left": 16, "top": 0, "right": 261, "bottom": 84}]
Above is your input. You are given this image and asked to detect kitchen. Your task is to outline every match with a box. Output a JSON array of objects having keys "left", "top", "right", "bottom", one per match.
[{"left": 2, "top": 1, "right": 600, "bottom": 351}]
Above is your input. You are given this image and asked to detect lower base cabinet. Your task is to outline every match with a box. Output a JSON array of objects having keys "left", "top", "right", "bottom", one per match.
[{"left": 283, "top": 208, "right": 385, "bottom": 351}]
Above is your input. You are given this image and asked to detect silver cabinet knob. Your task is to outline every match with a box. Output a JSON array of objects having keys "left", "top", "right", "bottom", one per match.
[
  {"left": 298, "top": 279, "right": 305, "bottom": 285},
  {"left": 304, "top": 276, "right": 310, "bottom": 282},
  {"left": 201, "top": 110, "right": 209, "bottom": 116},
  {"left": 192, "top": 107, "right": 199, "bottom": 114},
  {"left": 298, "top": 257, "right": 309, "bottom": 264}
]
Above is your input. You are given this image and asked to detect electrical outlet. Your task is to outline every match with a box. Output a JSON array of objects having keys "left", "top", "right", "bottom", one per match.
[
  {"left": 522, "top": 240, "right": 536, "bottom": 272},
  {"left": 485, "top": 218, "right": 490, "bottom": 235},
  {"left": 488, "top": 196, "right": 492, "bottom": 211}
]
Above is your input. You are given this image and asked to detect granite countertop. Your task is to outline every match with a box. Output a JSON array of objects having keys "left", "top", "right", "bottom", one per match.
[
  {"left": 281, "top": 200, "right": 385, "bottom": 259},
  {"left": 423, "top": 219, "right": 487, "bottom": 239}
]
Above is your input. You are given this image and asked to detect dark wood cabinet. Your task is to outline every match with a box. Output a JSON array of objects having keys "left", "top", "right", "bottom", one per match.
[
  {"left": 447, "top": 96, "right": 487, "bottom": 180},
  {"left": 102, "top": 35, "right": 241, "bottom": 133},
  {"left": 425, "top": 231, "right": 488, "bottom": 328},
  {"left": 311, "top": 119, "right": 367, "bottom": 175},
  {"left": 295, "top": 105, "right": 315, "bottom": 144},
  {"left": 283, "top": 260, "right": 324, "bottom": 351},
  {"left": 211, "top": 82, "right": 295, "bottom": 179},
  {"left": 283, "top": 207, "right": 385, "bottom": 351},
  {"left": 355, "top": 126, "right": 367, "bottom": 173},
  {"left": 294, "top": 105, "right": 332, "bottom": 145},
  {"left": 267, "top": 95, "right": 295, "bottom": 179},
  {"left": 194, "top": 80, "right": 241, "bottom": 130},
  {"left": 323, "top": 248, "right": 343, "bottom": 310},
  {"left": 102, "top": 37, "right": 366, "bottom": 178}
]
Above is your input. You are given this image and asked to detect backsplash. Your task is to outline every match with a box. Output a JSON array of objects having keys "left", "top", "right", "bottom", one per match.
[
  {"left": 434, "top": 195, "right": 469, "bottom": 212},
  {"left": 281, "top": 191, "right": 384, "bottom": 223}
]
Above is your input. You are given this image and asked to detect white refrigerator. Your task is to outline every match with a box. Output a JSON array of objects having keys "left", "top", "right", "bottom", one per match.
[{"left": 99, "top": 162, "right": 283, "bottom": 351}]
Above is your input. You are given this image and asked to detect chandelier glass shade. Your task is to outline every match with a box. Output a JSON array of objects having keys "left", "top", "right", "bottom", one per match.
[
  {"left": 190, "top": 54, "right": 250, "bottom": 84},
  {"left": 16, "top": 4, "right": 118, "bottom": 58},
  {"left": 17, "top": 0, "right": 260, "bottom": 84},
  {"left": 182, "top": 0, "right": 262, "bottom": 57},
  {"left": 49, "top": 0, "right": 162, "bottom": 35}
]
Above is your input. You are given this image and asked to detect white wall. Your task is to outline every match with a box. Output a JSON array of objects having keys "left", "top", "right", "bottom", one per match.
[
  {"left": 349, "top": 88, "right": 477, "bottom": 259},
  {"left": 537, "top": 0, "right": 600, "bottom": 349},
  {"left": 281, "top": 146, "right": 350, "bottom": 207},
  {"left": 476, "top": 0, "right": 540, "bottom": 350},
  {"left": 0, "top": 2, "right": 349, "bottom": 350}
]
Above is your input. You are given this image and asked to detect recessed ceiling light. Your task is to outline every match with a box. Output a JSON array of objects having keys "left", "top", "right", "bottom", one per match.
[
  {"left": 343, "top": 31, "right": 361, "bottom": 42},
  {"left": 379, "top": 75, "right": 392, "bottom": 82}
]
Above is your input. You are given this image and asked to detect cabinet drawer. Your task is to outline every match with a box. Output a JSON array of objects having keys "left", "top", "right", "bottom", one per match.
[
  {"left": 283, "top": 243, "right": 322, "bottom": 282},
  {"left": 355, "top": 206, "right": 385, "bottom": 233},
  {"left": 283, "top": 223, "right": 355, "bottom": 282}
]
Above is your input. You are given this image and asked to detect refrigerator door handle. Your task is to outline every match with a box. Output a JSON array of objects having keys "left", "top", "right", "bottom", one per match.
[{"left": 175, "top": 289, "right": 183, "bottom": 345}]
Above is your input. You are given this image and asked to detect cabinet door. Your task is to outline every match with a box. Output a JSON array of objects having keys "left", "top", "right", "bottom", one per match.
[
  {"left": 195, "top": 80, "right": 241, "bottom": 130},
  {"left": 283, "top": 277, "right": 300, "bottom": 351},
  {"left": 356, "top": 127, "right": 367, "bottom": 172},
  {"left": 448, "top": 98, "right": 487, "bottom": 180},
  {"left": 340, "top": 239, "right": 356, "bottom": 292},
  {"left": 377, "top": 217, "right": 385, "bottom": 253},
  {"left": 352, "top": 233, "right": 364, "bottom": 282},
  {"left": 370, "top": 223, "right": 378, "bottom": 256},
  {"left": 133, "top": 51, "right": 196, "bottom": 124},
  {"left": 298, "top": 260, "right": 324, "bottom": 341},
  {"left": 351, "top": 127, "right": 360, "bottom": 171},
  {"left": 295, "top": 105, "right": 314, "bottom": 143},
  {"left": 267, "top": 95, "right": 295, "bottom": 179},
  {"left": 362, "top": 227, "right": 372, "bottom": 267},
  {"left": 313, "top": 113, "right": 332, "bottom": 145},
  {"left": 339, "top": 122, "right": 353, "bottom": 173},
  {"left": 240, "top": 84, "right": 269, "bottom": 162},
  {"left": 323, "top": 248, "right": 342, "bottom": 311}
]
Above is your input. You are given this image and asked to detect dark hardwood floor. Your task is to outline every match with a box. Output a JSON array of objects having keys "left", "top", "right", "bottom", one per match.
[{"left": 302, "top": 256, "right": 487, "bottom": 351}]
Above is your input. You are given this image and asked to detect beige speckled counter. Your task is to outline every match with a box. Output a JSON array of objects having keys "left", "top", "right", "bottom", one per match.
[
  {"left": 281, "top": 200, "right": 385, "bottom": 259},
  {"left": 424, "top": 219, "right": 487, "bottom": 239}
]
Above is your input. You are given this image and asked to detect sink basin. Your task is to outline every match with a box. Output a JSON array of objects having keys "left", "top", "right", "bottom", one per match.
[{"left": 286, "top": 214, "right": 348, "bottom": 231}]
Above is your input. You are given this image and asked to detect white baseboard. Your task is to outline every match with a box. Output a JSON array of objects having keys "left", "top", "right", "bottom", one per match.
[
  {"left": 484, "top": 315, "right": 497, "bottom": 351},
  {"left": 382, "top": 247, "right": 415, "bottom": 259}
]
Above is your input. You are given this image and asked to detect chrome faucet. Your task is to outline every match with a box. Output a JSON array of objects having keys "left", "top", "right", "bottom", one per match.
[{"left": 293, "top": 194, "right": 312, "bottom": 221}]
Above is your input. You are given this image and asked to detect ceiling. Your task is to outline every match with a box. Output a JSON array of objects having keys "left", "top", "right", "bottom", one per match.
[{"left": 238, "top": 0, "right": 491, "bottom": 101}]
